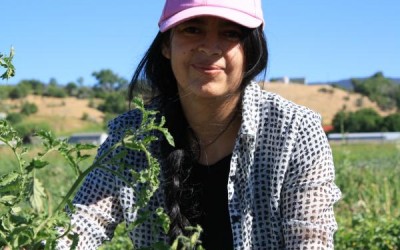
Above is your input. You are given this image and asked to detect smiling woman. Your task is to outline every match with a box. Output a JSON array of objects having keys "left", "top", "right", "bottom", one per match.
[
  {"left": 57, "top": 0, "right": 341, "bottom": 249},
  {"left": 163, "top": 17, "right": 246, "bottom": 100}
]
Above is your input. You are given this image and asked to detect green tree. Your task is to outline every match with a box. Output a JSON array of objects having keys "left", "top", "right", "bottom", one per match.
[
  {"left": 382, "top": 113, "right": 400, "bottom": 132},
  {"left": 92, "top": 69, "right": 128, "bottom": 92},
  {"left": 8, "top": 83, "right": 31, "bottom": 99},
  {"left": 65, "top": 82, "right": 78, "bottom": 96},
  {"left": 332, "top": 108, "right": 383, "bottom": 133},
  {"left": 44, "top": 81, "right": 67, "bottom": 98},
  {"left": 76, "top": 86, "right": 94, "bottom": 99},
  {"left": 18, "top": 79, "right": 46, "bottom": 95},
  {"left": 352, "top": 72, "right": 399, "bottom": 110},
  {"left": 97, "top": 91, "right": 128, "bottom": 114}
]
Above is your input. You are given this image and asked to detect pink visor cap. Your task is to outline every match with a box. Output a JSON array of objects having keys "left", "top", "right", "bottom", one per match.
[{"left": 158, "top": 0, "right": 264, "bottom": 32}]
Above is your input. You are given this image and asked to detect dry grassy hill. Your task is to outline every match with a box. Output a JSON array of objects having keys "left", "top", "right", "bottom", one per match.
[
  {"left": 260, "top": 82, "right": 395, "bottom": 125},
  {"left": 3, "top": 95, "right": 106, "bottom": 135},
  {"left": 2, "top": 83, "right": 395, "bottom": 134}
]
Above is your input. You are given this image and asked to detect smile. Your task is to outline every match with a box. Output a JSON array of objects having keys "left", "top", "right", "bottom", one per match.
[{"left": 191, "top": 64, "right": 224, "bottom": 75}]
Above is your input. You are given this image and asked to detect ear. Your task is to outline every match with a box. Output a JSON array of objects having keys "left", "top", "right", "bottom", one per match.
[{"left": 162, "top": 43, "right": 171, "bottom": 59}]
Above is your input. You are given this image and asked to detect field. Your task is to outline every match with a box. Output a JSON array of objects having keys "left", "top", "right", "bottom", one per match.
[{"left": 1, "top": 142, "right": 399, "bottom": 249}]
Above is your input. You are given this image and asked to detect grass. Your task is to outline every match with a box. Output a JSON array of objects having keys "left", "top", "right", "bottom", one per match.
[
  {"left": 0, "top": 144, "right": 96, "bottom": 206},
  {"left": 24, "top": 115, "right": 105, "bottom": 137},
  {"left": 332, "top": 142, "right": 400, "bottom": 249},
  {"left": 332, "top": 142, "right": 400, "bottom": 219}
]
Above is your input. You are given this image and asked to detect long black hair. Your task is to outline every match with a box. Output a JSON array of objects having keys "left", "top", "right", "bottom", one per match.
[{"left": 128, "top": 25, "right": 268, "bottom": 242}]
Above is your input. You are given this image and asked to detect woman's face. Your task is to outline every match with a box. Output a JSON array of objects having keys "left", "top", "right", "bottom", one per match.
[{"left": 162, "top": 16, "right": 245, "bottom": 100}]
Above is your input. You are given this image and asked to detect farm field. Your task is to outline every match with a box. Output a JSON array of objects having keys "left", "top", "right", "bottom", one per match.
[{"left": 1, "top": 142, "right": 399, "bottom": 249}]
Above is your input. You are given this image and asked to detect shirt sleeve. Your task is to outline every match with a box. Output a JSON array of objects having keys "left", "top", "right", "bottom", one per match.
[
  {"left": 56, "top": 127, "right": 126, "bottom": 249},
  {"left": 281, "top": 112, "right": 342, "bottom": 249}
]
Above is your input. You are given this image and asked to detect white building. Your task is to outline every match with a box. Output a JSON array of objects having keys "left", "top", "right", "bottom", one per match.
[{"left": 68, "top": 132, "right": 108, "bottom": 145}]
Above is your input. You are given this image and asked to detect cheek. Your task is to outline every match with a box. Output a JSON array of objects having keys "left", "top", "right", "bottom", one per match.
[{"left": 227, "top": 48, "right": 245, "bottom": 74}]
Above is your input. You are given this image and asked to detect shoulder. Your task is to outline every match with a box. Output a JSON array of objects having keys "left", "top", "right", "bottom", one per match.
[
  {"left": 244, "top": 82, "right": 321, "bottom": 125},
  {"left": 264, "top": 90, "right": 321, "bottom": 122}
]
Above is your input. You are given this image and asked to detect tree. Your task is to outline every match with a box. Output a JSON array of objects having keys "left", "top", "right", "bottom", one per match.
[
  {"left": 97, "top": 91, "right": 128, "bottom": 114},
  {"left": 332, "top": 108, "right": 383, "bottom": 133},
  {"left": 352, "top": 72, "right": 399, "bottom": 110},
  {"left": 382, "top": 113, "right": 400, "bottom": 132},
  {"left": 92, "top": 69, "right": 128, "bottom": 92},
  {"left": 8, "top": 83, "right": 31, "bottom": 99},
  {"left": 65, "top": 82, "right": 78, "bottom": 96},
  {"left": 44, "top": 81, "right": 67, "bottom": 98},
  {"left": 18, "top": 79, "right": 46, "bottom": 95}
]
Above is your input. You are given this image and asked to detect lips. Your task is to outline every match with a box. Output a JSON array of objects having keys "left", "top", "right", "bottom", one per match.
[{"left": 191, "top": 63, "right": 224, "bottom": 75}]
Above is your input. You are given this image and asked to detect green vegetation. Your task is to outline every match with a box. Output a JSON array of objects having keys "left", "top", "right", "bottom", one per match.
[
  {"left": 20, "top": 102, "right": 38, "bottom": 116},
  {"left": 329, "top": 72, "right": 400, "bottom": 133},
  {"left": 0, "top": 47, "right": 15, "bottom": 80},
  {"left": 352, "top": 72, "right": 400, "bottom": 111},
  {"left": 0, "top": 98, "right": 204, "bottom": 249},
  {"left": 332, "top": 108, "right": 400, "bottom": 133},
  {"left": 2, "top": 139, "right": 398, "bottom": 249},
  {"left": 332, "top": 143, "right": 400, "bottom": 249}
]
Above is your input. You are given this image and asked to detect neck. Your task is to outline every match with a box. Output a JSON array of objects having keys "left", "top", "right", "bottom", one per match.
[{"left": 179, "top": 93, "right": 241, "bottom": 165}]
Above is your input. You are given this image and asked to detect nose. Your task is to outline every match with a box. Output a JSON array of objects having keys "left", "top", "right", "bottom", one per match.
[{"left": 198, "top": 33, "right": 222, "bottom": 56}]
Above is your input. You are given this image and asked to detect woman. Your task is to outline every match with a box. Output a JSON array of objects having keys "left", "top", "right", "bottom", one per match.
[{"left": 58, "top": 0, "right": 341, "bottom": 249}]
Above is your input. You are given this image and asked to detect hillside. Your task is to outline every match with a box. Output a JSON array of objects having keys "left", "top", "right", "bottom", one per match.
[
  {"left": 2, "top": 95, "right": 106, "bottom": 135},
  {"left": 260, "top": 82, "right": 395, "bottom": 125},
  {"left": 1, "top": 83, "right": 395, "bottom": 134}
]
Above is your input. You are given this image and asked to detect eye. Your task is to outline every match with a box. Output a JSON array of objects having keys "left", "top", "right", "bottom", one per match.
[
  {"left": 182, "top": 26, "right": 201, "bottom": 34},
  {"left": 176, "top": 23, "right": 203, "bottom": 36},
  {"left": 223, "top": 30, "right": 243, "bottom": 41}
]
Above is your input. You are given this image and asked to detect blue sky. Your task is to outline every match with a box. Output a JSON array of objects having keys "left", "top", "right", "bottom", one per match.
[{"left": 1, "top": 0, "right": 399, "bottom": 85}]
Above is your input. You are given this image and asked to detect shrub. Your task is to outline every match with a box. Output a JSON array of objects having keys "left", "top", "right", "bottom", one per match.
[
  {"left": 0, "top": 85, "right": 13, "bottom": 100},
  {"left": 97, "top": 92, "right": 127, "bottom": 114},
  {"left": 352, "top": 72, "right": 399, "bottom": 110},
  {"left": 382, "top": 112, "right": 400, "bottom": 131},
  {"left": 8, "top": 84, "right": 31, "bottom": 99},
  {"left": 5, "top": 112, "right": 24, "bottom": 124},
  {"left": 335, "top": 215, "right": 400, "bottom": 250},
  {"left": 332, "top": 108, "right": 383, "bottom": 132},
  {"left": 13, "top": 121, "right": 51, "bottom": 144},
  {"left": 44, "top": 85, "right": 67, "bottom": 98},
  {"left": 81, "top": 112, "right": 89, "bottom": 121},
  {"left": 20, "top": 102, "right": 38, "bottom": 116}
]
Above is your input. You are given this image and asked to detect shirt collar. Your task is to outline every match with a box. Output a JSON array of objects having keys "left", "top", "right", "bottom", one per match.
[{"left": 240, "top": 81, "right": 262, "bottom": 137}]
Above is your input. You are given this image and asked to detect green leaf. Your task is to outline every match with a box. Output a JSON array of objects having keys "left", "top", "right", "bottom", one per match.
[
  {"left": 0, "top": 172, "right": 19, "bottom": 188},
  {"left": 0, "top": 172, "right": 21, "bottom": 195},
  {"left": 11, "top": 226, "right": 34, "bottom": 248},
  {"left": 75, "top": 143, "right": 96, "bottom": 150},
  {"left": 142, "top": 135, "right": 159, "bottom": 145},
  {"left": 35, "top": 129, "right": 58, "bottom": 149},
  {"left": 26, "top": 158, "right": 49, "bottom": 172},
  {"left": 158, "top": 127, "right": 175, "bottom": 147},
  {"left": 155, "top": 207, "right": 170, "bottom": 234},
  {"left": 0, "top": 195, "right": 18, "bottom": 205},
  {"left": 29, "top": 177, "right": 46, "bottom": 213}
]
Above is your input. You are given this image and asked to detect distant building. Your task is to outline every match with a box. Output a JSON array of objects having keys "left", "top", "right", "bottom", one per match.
[
  {"left": 270, "top": 76, "right": 307, "bottom": 85},
  {"left": 68, "top": 132, "right": 108, "bottom": 145},
  {"left": 328, "top": 132, "right": 400, "bottom": 143}
]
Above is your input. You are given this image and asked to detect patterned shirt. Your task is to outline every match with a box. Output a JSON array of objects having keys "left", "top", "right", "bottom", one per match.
[{"left": 57, "top": 82, "right": 341, "bottom": 249}]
